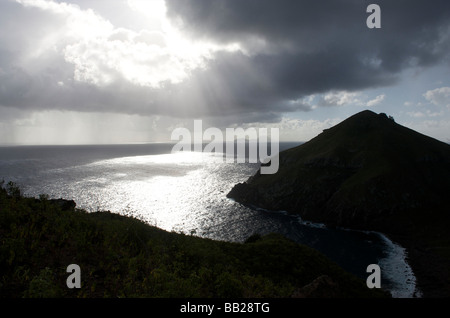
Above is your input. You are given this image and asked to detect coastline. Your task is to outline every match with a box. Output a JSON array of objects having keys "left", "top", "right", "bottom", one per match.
[
  {"left": 386, "top": 233, "right": 450, "bottom": 298},
  {"left": 228, "top": 190, "right": 450, "bottom": 298},
  {"left": 299, "top": 215, "right": 450, "bottom": 298},
  {"left": 296, "top": 216, "right": 421, "bottom": 298},
  {"left": 376, "top": 233, "right": 422, "bottom": 298},
  {"left": 239, "top": 203, "right": 420, "bottom": 298},
  {"left": 0, "top": 186, "right": 389, "bottom": 298}
]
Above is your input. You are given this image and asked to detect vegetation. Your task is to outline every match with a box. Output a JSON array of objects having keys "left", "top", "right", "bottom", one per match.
[
  {"left": 0, "top": 181, "right": 387, "bottom": 298},
  {"left": 228, "top": 110, "right": 450, "bottom": 297}
]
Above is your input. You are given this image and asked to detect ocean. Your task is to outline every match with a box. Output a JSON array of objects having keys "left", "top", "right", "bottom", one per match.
[{"left": 0, "top": 143, "right": 420, "bottom": 297}]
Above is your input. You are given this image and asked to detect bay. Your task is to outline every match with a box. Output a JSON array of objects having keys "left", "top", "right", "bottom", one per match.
[{"left": 0, "top": 143, "right": 420, "bottom": 297}]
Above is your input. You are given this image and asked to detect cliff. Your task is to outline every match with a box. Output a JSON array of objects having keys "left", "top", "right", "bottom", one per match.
[
  {"left": 227, "top": 110, "right": 450, "bottom": 297},
  {"left": 228, "top": 110, "right": 450, "bottom": 232}
]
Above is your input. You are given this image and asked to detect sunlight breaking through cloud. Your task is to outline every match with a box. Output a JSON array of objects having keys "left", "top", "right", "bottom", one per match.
[{"left": 15, "top": 0, "right": 240, "bottom": 88}]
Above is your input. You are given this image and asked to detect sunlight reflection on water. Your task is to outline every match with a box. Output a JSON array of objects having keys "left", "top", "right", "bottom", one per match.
[
  {"left": 61, "top": 151, "right": 257, "bottom": 234},
  {"left": 0, "top": 147, "right": 419, "bottom": 297}
]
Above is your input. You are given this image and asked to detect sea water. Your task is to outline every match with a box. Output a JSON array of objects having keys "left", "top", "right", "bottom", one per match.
[{"left": 0, "top": 143, "right": 420, "bottom": 297}]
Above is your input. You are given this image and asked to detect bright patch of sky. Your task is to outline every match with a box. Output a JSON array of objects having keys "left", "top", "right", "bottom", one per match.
[{"left": 0, "top": 0, "right": 449, "bottom": 144}]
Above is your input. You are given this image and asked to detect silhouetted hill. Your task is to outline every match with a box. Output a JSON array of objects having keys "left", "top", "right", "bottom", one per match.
[
  {"left": 0, "top": 182, "right": 387, "bottom": 299},
  {"left": 228, "top": 110, "right": 450, "bottom": 297}
]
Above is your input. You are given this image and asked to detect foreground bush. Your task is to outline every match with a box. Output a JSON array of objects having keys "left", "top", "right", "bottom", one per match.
[{"left": 0, "top": 182, "right": 387, "bottom": 298}]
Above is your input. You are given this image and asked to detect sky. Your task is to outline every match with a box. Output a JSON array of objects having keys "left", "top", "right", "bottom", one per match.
[{"left": 0, "top": 0, "right": 449, "bottom": 145}]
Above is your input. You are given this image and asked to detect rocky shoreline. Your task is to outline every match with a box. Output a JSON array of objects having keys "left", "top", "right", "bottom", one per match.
[
  {"left": 387, "top": 233, "right": 450, "bottom": 298},
  {"left": 228, "top": 195, "right": 449, "bottom": 298},
  {"left": 228, "top": 182, "right": 450, "bottom": 298},
  {"left": 227, "top": 111, "right": 450, "bottom": 297},
  {"left": 0, "top": 183, "right": 389, "bottom": 298}
]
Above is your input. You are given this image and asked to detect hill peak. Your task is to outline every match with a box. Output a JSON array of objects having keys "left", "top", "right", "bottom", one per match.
[
  {"left": 321, "top": 110, "right": 396, "bottom": 137},
  {"left": 227, "top": 110, "right": 450, "bottom": 297},
  {"left": 346, "top": 109, "right": 396, "bottom": 124},
  {"left": 228, "top": 109, "right": 450, "bottom": 232}
]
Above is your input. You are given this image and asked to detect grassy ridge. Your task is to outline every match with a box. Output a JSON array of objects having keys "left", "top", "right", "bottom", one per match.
[
  {"left": 0, "top": 181, "right": 387, "bottom": 298},
  {"left": 227, "top": 110, "right": 450, "bottom": 297}
]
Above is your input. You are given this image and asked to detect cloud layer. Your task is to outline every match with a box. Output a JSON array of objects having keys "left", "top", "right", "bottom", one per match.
[{"left": 0, "top": 0, "right": 449, "bottom": 127}]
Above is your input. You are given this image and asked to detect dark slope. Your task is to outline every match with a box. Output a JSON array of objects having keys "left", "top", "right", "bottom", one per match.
[
  {"left": 228, "top": 110, "right": 450, "bottom": 231},
  {"left": 0, "top": 183, "right": 387, "bottom": 298},
  {"left": 227, "top": 110, "right": 450, "bottom": 297}
]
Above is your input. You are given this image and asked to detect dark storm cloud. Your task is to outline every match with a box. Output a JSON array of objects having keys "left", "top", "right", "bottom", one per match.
[
  {"left": 0, "top": 0, "right": 449, "bottom": 123},
  {"left": 166, "top": 0, "right": 450, "bottom": 61},
  {"left": 166, "top": 0, "right": 362, "bottom": 44},
  {"left": 166, "top": 0, "right": 450, "bottom": 86}
]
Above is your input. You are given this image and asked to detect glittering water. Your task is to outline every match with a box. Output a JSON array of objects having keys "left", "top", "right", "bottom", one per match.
[{"left": 0, "top": 143, "right": 420, "bottom": 297}]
